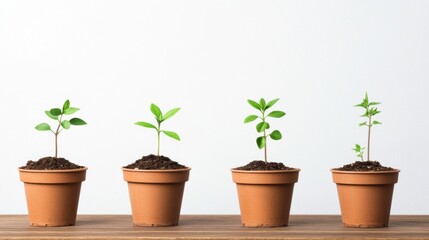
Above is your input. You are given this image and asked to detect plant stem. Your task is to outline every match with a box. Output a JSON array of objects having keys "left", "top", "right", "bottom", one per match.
[
  {"left": 262, "top": 111, "right": 267, "bottom": 163},
  {"left": 54, "top": 133, "right": 58, "bottom": 158},
  {"left": 54, "top": 115, "right": 63, "bottom": 158},
  {"left": 367, "top": 116, "right": 371, "bottom": 161},
  {"left": 157, "top": 122, "right": 161, "bottom": 156},
  {"left": 264, "top": 129, "right": 267, "bottom": 163}
]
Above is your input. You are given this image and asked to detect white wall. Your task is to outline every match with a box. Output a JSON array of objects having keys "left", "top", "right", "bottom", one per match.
[{"left": 0, "top": 0, "right": 428, "bottom": 215}]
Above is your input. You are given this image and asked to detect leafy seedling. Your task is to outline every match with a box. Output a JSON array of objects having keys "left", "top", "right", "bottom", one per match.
[
  {"left": 135, "top": 103, "right": 181, "bottom": 156},
  {"left": 352, "top": 144, "right": 366, "bottom": 161},
  {"left": 35, "top": 100, "right": 87, "bottom": 158},
  {"left": 353, "top": 92, "right": 381, "bottom": 161},
  {"left": 244, "top": 98, "right": 285, "bottom": 163}
]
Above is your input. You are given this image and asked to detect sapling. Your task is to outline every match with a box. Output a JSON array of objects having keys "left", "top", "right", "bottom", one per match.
[
  {"left": 244, "top": 98, "right": 285, "bottom": 163},
  {"left": 35, "top": 100, "right": 87, "bottom": 158},
  {"left": 353, "top": 92, "right": 381, "bottom": 161},
  {"left": 135, "top": 103, "right": 181, "bottom": 156}
]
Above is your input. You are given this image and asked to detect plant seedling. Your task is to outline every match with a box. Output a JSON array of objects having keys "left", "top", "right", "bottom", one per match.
[
  {"left": 352, "top": 144, "right": 366, "bottom": 161},
  {"left": 35, "top": 100, "right": 87, "bottom": 158},
  {"left": 353, "top": 92, "right": 382, "bottom": 161},
  {"left": 244, "top": 98, "right": 285, "bottom": 163},
  {"left": 135, "top": 103, "right": 181, "bottom": 156}
]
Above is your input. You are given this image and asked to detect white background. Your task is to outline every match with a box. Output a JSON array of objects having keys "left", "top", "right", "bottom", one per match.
[{"left": 0, "top": 1, "right": 428, "bottom": 215}]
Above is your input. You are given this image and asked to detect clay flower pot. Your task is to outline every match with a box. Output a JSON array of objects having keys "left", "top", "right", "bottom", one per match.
[
  {"left": 19, "top": 168, "right": 87, "bottom": 227},
  {"left": 231, "top": 169, "right": 300, "bottom": 227},
  {"left": 331, "top": 169, "right": 400, "bottom": 228},
  {"left": 123, "top": 167, "right": 190, "bottom": 227}
]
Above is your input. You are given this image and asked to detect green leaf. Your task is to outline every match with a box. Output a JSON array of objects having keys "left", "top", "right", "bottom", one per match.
[
  {"left": 369, "top": 102, "right": 381, "bottom": 106},
  {"left": 256, "top": 136, "right": 266, "bottom": 149},
  {"left": 354, "top": 103, "right": 366, "bottom": 108},
  {"left": 247, "top": 99, "right": 261, "bottom": 111},
  {"left": 150, "top": 103, "right": 162, "bottom": 120},
  {"left": 45, "top": 111, "right": 58, "bottom": 120},
  {"left": 267, "top": 111, "right": 286, "bottom": 118},
  {"left": 355, "top": 92, "right": 370, "bottom": 108},
  {"left": 265, "top": 98, "right": 279, "bottom": 110},
  {"left": 259, "top": 98, "right": 266, "bottom": 110},
  {"left": 372, "top": 108, "right": 381, "bottom": 116},
  {"left": 64, "top": 107, "right": 80, "bottom": 115},
  {"left": 244, "top": 115, "right": 258, "bottom": 123},
  {"left": 63, "top": 100, "right": 70, "bottom": 111},
  {"left": 270, "top": 130, "right": 282, "bottom": 140},
  {"left": 364, "top": 92, "right": 369, "bottom": 105},
  {"left": 373, "top": 120, "right": 382, "bottom": 125},
  {"left": 361, "top": 112, "right": 369, "bottom": 118},
  {"left": 135, "top": 121, "right": 157, "bottom": 129},
  {"left": 162, "top": 130, "right": 181, "bottom": 141},
  {"left": 359, "top": 121, "right": 367, "bottom": 126},
  {"left": 353, "top": 144, "right": 361, "bottom": 152},
  {"left": 35, "top": 123, "right": 51, "bottom": 131},
  {"left": 50, "top": 108, "right": 62, "bottom": 116},
  {"left": 162, "top": 108, "right": 180, "bottom": 121},
  {"left": 256, "top": 122, "right": 268, "bottom": 133},
  {"left": 367, "top": 107, "right": 381, "bottom": 116},
  {"left": 70, "top": 118, "right": 87, "bottom": 126},
  {"left": 61, "top": 120, "right": 71, "bottom": 129}
]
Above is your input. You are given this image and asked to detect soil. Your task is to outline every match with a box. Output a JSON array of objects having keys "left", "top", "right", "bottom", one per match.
[
  {"left": 234, "top": 160, "right": 293, "bottom": 171},
  {"left": 20, "top": 157, "right": 84, "bottom": 170},
  {"left": 335, "top": 160, "right": 394, "bottom": 171},
  {"left": 124, "top": 154, "right": 187, "bottom": 170}
]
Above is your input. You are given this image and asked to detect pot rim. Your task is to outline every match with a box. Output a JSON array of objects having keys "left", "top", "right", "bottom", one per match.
[
  {"left": 331, "top": 168, "right": 400, "bottom": 174},
  {"left": 18, "top": 167, "right": 88, "bottom": 173},
  {"left": 122, "top": 167, "right": 191, "bottom": 173},
  {"left": 231, "top": 168, "right": 300, "bottom": 174}
]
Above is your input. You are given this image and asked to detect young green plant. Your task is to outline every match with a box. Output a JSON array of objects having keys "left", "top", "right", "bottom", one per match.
[
  {"left": 135, "top": 103, "right": 181, "bottom": 156},
  {"left": 244, "top": 98, "right": 285, "bottom": 163},
  {"left": 354, "top": 92, "right": 382, "bottom": 161},
  {"left": 352, "top": 144, "right": 365, "bottom": 161},
  {"left": 35, "top": 100, "right": 87, "bottom": 158}
]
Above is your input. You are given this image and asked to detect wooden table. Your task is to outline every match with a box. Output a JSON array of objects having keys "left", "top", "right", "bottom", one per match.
[{"left": 0, "top": 215, "right": 428, "bottom": 239}]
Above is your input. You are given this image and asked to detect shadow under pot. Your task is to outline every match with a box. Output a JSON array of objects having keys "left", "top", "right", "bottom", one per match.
[
  {"left": 122, "top": 168, "right": 190, "bottom": 227},
  {"left": 331, "top": 169, "right": 400, "bottom": 228},
  {"left": 18, "top": 168, "right": 87, "bottom": 227},
  {"left": 231, "top": 169, "right": 300, "bottom": 227}
]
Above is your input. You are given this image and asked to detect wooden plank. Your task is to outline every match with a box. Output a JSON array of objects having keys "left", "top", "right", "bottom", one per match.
[{"left": 0, "top": 215, "right": 428, "bottom": 239}]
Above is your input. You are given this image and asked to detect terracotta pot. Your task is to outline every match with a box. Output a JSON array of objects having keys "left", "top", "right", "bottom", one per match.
[
  {"left": 18, "top": 168, "right": 87, "bottom": 227},
  {"left": 331, "top": 169, "right": 400, "bottom": 228},
  {"left": 123, "top": 167, "right": 190, "bottom": 227},
  {"left": 231, "top": 168, "right": 300, "bottom": 227}
]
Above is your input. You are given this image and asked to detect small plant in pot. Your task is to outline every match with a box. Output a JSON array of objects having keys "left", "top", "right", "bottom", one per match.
[
  {"left": 231, "top": 98, "right": 300, "bottom": 227},
  {"left": 332, "top": 92, "right": 400, "bottom": 228},
  {"left": 19, "top": 100, "right": 87, "bottom": 227},
  {"left": 123, "top": 103, "right": 190, "bottom": 227}
]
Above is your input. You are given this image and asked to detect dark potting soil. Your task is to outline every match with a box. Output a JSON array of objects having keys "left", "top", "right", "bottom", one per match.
[
  {"left": 234, "top": 160, "right": 293, "bottom": 171},
  {"left": 124, "top": 154, "right": 187, "bottom": 170},
  {"left": 335, "top": 160, "right": 394, "bottom": 171},
  {"left": 20, "top": 156, "right": 84, "bottom": 170}
]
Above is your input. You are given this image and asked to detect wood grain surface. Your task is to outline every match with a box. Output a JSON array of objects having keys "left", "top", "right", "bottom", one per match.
[{"left": 0, "top": 215, "right": 428, "bottom": 239}]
